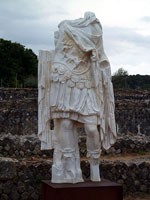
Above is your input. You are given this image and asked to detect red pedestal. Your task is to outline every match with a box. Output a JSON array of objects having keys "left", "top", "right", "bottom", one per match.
[{"left": 42, "top": 179, "right": 123, "bottom": 200}]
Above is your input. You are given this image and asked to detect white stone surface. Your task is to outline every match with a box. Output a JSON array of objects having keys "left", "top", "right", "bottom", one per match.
[{"left": 38, "top": 12, "right": 117, "bottom": 183}]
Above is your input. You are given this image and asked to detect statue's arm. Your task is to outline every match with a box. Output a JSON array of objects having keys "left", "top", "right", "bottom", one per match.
[{"left": 97, "top": 36, "right": 111, "bottom": 78}]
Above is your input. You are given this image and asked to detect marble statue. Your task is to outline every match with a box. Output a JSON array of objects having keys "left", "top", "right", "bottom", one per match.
[{"left": 38, "top": 12, "right": 117, "bottom": 183}]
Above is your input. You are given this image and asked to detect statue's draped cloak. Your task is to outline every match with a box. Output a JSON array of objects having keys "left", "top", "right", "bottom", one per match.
[
  {"left": 38, "top": 50, "right": 54, "bottom": 150},
  {"left": 38, "top": 18, "right": 117, "bottom": 151}
]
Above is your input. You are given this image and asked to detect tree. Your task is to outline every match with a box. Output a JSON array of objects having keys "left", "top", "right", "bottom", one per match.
[
  {"left": 112, "top": 68, "right": 129, "bottom": 89},
  {"left": 113, "top": 68, "right": 128, "bottom": 76},
  {"left": 112, "top": 67, "right": 150, "bottom": 90},
  {"left": 0, "top": 38, "right": 38, "bottom": 88}
]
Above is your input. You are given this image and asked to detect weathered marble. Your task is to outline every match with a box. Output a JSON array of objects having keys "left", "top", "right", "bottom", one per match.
[{"left": 38, "top": 12, "right": 117, "bottom": 183}]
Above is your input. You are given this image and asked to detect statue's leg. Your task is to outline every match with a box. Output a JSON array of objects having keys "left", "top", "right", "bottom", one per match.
[
  {"left": 52, "top": 118, "right": 79, "bottom": 183},
  {"left": 73, "top": 125, "right": 84, "bottom": 182},
  {"left": 51, "top": 119, "right": 63, "bottom": 183},
  {"left": 84, "top": 124, "right": 101, "bottom": 182}
]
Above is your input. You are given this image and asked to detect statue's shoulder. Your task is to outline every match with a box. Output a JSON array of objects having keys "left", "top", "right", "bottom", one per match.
[
  {"left": 92, "top": 20, "right": 102, "bottom": 32},
  {"left": 58, "top": 20, "right": 69, "bottom": 28}
]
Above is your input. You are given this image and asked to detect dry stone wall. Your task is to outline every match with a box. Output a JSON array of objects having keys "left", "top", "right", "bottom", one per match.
[
  {"left": 0, "top": 88, "right": 150, "bottom": 135},
  {"left": 0, "top": 133, "right": 150, "bottom": 159},
  {"left": 0, "top": 88, "right": 150, "bottom": 199},
  {"left": 0, "top": 158, "right": 150, "bottom": 200},
  {"left": 0, "top": 89, "right": 37, "bottom": 136},
  {"left": 115, "top": 90, "right": 150, "bottom": 135}
]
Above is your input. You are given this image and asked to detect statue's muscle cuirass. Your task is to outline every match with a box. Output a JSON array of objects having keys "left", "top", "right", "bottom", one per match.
[{"left": 50, "top": 22, "right": 102, "bottom": 124}]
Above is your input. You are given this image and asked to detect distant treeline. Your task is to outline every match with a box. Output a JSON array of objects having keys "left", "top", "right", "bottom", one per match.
[
  {"left": 0, "top": 38, "right": 150, "bottom": 89},
  {"left": 112, "top": 75, "right": 150, "bottom": 89},
  {"left": 0, "top": 38, "right": 38, "bottom": 88}
]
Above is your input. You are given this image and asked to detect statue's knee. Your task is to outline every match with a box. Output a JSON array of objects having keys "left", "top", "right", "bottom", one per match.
[
  {"left": 84, "top": 124, "right": 97, "bottom": 137},
  {"left": 60, "top": 119, "right": 73, "bottom": 130},
  {"left": 61, "top": 148, "right": 75, "bottom": 159}
]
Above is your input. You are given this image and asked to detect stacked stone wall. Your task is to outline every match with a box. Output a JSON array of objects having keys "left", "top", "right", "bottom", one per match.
[
  {"left": 0, "top": 88, "right": 150, "bottom": 199},
  {"left": 115, "top": 90, "right": 150, "bottom": 135},
  {"left": 0, "top": 89, "right": 37, "bottom": 136},
  {"left": 0, "top": 133, "right": 150, "bottom": 159},
  {"left": 0, "top": 158, "right": 150, "bottom": 200},
  {"left": 0, "top": 88, "right": 150, "bottom": 136}
]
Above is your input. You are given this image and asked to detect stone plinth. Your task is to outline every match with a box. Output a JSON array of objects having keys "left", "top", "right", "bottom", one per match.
[{"left": 41, "top": 179, "right": 123, "bottom": 200}]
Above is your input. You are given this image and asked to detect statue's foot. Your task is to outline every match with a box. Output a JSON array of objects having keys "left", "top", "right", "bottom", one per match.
[
  {"left": 90, "top": 163, "right": 101, "bottom": 182},
  {"left": 75, "top": 169, "right": 84, "bottom": 183},
  {"left": 51, "top": 158, "right": 84, "bottom": 183},
  {"left": 64, "top": 157, "right": 84, "bottom": 183},
  {"left": 51, "top": 164, "right": 65, "bottom": 183}
]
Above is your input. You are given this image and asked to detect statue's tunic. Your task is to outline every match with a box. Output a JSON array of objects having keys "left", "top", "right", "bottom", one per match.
[
  {"left": 50, "top": 20, "right": 102, "bottom": 124},
  {"left": 39, "top": 14, "right": 117, "bottom": 151}
]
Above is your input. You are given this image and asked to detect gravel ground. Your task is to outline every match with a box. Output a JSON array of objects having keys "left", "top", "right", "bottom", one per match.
[{"left": 124, "top": 195, "right": 150, "bottom": 200}]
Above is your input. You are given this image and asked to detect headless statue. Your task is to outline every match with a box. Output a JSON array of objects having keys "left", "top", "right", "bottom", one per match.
[{"left": 38, "top": 12, "right": 117, "bottom": 183}]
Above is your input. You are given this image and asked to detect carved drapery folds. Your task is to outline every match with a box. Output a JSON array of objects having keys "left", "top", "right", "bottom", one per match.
[{"left": 38, "top": 12, "right": 117, "bottom": 183}]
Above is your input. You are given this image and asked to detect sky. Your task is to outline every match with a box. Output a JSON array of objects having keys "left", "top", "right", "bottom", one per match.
[{"left": 0, "top": 0, "right": 150, "bottom": 75}]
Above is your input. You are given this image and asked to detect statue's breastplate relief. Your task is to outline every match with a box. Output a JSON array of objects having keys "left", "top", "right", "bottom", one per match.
[{"left": 51, "top": 32, "right": 94, "bottom": 89}]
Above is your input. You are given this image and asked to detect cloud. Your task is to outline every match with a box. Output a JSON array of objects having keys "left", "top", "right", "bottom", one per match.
[
  {"left": 0, "top": 0, "right": 70, "bottom": 52},
  {"left": 0, "top": 0, "right": 150, "bottom": 75},
  {"left": 103, "top": 26, "right": 150, "bottom": 74},
  {"left": 141, "top": 16, "right": 150, "bottom": 22},
  {"left": 118, "top": 63, "right": 150, "bottom": 75},
  {"left": 104, "top": 26, "right": 150, "bottom": 48}
]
